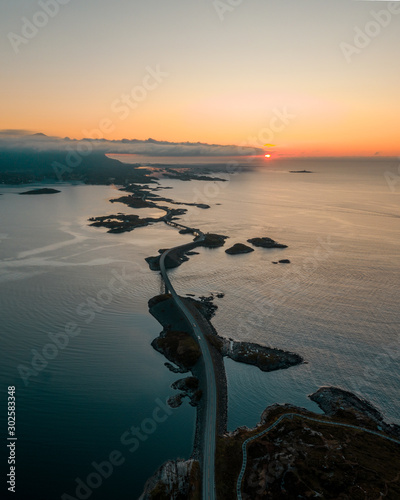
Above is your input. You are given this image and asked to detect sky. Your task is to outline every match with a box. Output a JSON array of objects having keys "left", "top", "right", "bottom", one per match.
[{"left": 1, "top": 0, "right": 399, "bottom": 157}]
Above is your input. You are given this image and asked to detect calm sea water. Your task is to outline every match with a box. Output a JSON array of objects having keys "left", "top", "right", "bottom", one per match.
[{"left": 1, "top": 158, "right": 399, "bottom": 498}]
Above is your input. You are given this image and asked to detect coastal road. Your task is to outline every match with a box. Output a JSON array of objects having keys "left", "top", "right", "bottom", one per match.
[
  {"left": 236, "top": 413, "right": 400, "bottom": 500},
  {"left": 160, "top": 232, "right": 217, "bottom": 500}
]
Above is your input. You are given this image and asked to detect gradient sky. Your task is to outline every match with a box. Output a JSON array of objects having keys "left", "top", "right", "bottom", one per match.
[{"left": 1, "top": 0, "right": 399, "bottom": 156}]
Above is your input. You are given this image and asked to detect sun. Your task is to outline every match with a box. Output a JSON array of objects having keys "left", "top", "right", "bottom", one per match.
[{"left": 264, "top": 154, "right": 271, "bottom": 158}]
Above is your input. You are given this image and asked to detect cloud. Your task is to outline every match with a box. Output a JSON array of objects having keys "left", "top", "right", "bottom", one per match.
[{"left": 0, "top": 132, "right": 263, "bottom": 157}]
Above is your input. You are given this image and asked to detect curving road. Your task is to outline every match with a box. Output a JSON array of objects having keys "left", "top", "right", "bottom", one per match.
[
  {"left": 159, "top": 230, "right": 217, "bottom": 500},
  {"left": 237, "top": 412, "right": 400, "bottom": 500}
]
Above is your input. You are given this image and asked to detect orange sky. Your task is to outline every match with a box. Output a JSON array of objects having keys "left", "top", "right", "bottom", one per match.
[{"left": 1, "top": 1, "right": 399, "bottom": 157}]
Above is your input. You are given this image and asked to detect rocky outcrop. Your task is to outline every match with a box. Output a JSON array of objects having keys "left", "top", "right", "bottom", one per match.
[
  {"left": 186, "top": 295, "right": 218, "bottom": 320},
  {"left": 162, "top": 168, "right": 227, "bottom": 182},
  {"left": 225, "top": 243, "right": 254, "bottom": 255},
  {"left": 247, "top": 237, "right": 287, "bottom": 249},
  {"left": 310, "top": 386, "right": 400, "bottom": 439},
  {"left": 201, "top": 233, "right": 229, "bottom": 248},
  {"left": 168, "top": 377, "right": 202, "bottom": 408},
  {"left": 145, "top": 248, "right": 189, "bottom": 271},
  {"left": 139, "top": 459, "right": 200, "bottom": 500},
  {"left": 19, "top": 188, "right": 60, "bottom": 195},
  {"left": 151, "top": 330, "right": 201, "bottom": 372},
  {"left": 110, "top": 194, "right": 153, "bottom": 208},
  {"left": 207, "top": 335, "right": 303, "bottom": 372},
  {"left": 164, "top": 362, "right": 187, "bottom": 374}
]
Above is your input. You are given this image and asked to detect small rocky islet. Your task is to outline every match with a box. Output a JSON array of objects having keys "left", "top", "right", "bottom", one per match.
[
  {"left": 19, "top": 187, "right": 61, "bottom": 195},
  {"left": 247, "top": 236, "right": 288, "bottom": 248},
  {"left": 225, "top": 243, "right": 254, "bottom": 255}
]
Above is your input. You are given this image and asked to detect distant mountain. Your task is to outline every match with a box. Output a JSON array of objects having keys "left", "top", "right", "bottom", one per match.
[{"left": 0, "top": 149, "right": 137, "bottom": 185}]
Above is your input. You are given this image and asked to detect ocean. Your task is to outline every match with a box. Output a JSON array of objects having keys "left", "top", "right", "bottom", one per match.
[{"left": 1, "top": 158, "right": 399, "bottom": 499}]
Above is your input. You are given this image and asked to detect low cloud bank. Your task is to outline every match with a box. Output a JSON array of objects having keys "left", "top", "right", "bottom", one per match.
[{"left": 0, "top": 131, "right": 263, "bottom": 157}]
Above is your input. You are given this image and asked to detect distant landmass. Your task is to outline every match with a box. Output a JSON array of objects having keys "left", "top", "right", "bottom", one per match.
[
  {"left": 19, "top": 188, "right": 60, "bottom": 195},
  {"left": 0, "top": 150, "right": 138, "bottom": 185}
]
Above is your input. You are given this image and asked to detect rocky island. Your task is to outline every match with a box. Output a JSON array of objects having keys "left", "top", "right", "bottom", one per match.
[
  {"left": 19, "top": 187, "right": 61, "bottom": 195},
  {"left": 207, "top": 334, "right": 303, "bottom": 372},
  {"left": 201, "top": 233, "right": 229, "bottom": 248},
  {"left": 247, "top": 236, "right": 288, "bottom": 249},
  {"left": 145, "top": 248, "right": 191, "bottom": 271},
  {"left": 225, "top": 243, "right": 254, "bottom": 255},
  {"left": 88, "top": 213, "right": 162, "bottom": 233},
  {"left": 162, "top": 168, "right": 227, "bottom": 182}
]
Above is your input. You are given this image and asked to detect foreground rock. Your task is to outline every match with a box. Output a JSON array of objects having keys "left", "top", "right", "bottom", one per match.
[
  {"left": 19, "top": 188, "right": 61, "bottom": 195},
  {"left": 247, "top": 236, "right": 287, "bottom": 248},
  {"left": 168, "top": 377, "right": 202, "bottom": 408},
  {"left": 311, "top": 386, "right": 400, "bottom": 439},
  {"left": 217, "top": 387, "right": 400, "bottom": 500},
  {"left": 201, "top": 232, "right": 229, "bottom": 248},
  {"left": 139, "top": 459, "right": 200, "bottom": 500},
  {"left": 225, "top": 243, "right": 254, "bottom": 255}
]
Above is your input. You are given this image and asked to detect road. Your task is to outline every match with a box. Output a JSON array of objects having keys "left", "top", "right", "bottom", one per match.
[
  {"left": 236, "top": 412, "right": 400, "bottom": 500},
  {"left": 159, "top": 230, "right": 217, "bottom": 500}
]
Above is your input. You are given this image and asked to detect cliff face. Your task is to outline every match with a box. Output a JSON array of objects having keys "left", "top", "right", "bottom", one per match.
[{"left": 139, "top": 459, "right": 200, "bottom": 500}]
